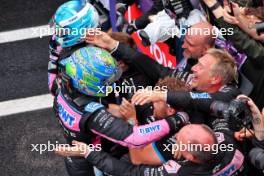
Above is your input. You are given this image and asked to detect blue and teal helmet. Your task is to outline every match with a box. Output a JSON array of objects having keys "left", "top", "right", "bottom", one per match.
[
  {"left": 65, "top": 46, "right": 122, "bottom": 97},
  {"left": 51, "top": 0, "right": 99, "bottom": 48}
]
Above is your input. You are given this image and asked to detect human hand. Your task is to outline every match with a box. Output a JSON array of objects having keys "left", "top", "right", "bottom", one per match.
[
  {"left": 126, "top": 21, "right": 138, "bottom": 35},
  {"left": 131, "top": 89, "right": 167, "bottom": 106},
  {"left": 234, "top": 128, "right": 254, "bottom": 141},
  {"left": 202, "top": 0, "right": 219, "bottom": 8},
  {"left": 244, "top": 6, "right": 264, "bottom": 20},
  {"left": 223, "top": 5, "right": 239, "bottom": 24},
  {"left": 237, "top": 95, "right": 261, "bottom": 119},
  {"left": 237, "top": 95, "right": 264, "bottom": 141},
  {"left": 119, "top": 98, "right": 137, "bottom": 125},
  {"left": 85, "top": 31, "right": 118, "bottom": 51},
  {"left": 55, "top": 140, "right": 90, "bottom": 158},
  {"left": 107, "top": 104, "right": 123, "bottom": 118},
  {"left": 172, "top": 141, "right": 182, "bottom": 160}
]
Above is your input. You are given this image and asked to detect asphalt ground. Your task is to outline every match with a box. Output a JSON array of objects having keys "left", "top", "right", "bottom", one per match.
[
  {"left": 0, "top": 109, "right": 67, "bottom": 176},
  {"left": 0, "top": 37, "right": 49, "bottom": 102},
  {"left": 0, "top": 0, "right": 65, "bottom": 31},
  {"left": 0, "top": 0, "right": 70, "bottom": 175}
]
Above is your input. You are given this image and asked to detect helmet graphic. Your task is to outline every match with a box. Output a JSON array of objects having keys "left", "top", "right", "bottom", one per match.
[
  {"left": 51, "top": 0, "right": 99, "bottom": 48},
  {"left": 65, "top": 46, "right": 122, "bottom": 97}
]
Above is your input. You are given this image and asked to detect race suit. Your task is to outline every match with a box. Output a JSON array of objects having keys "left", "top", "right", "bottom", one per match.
[
  {"left": 84, "top": 118, "right": 245, "bottom": 176},
  {"left": 110, "top": 41, "right": 241, "bottom": 126},
  {"left": 48, "top": 36, "right": 178, "bottom": 148},
  {"left": 47, "top": 36, "right": 184, "bottom": 175}
]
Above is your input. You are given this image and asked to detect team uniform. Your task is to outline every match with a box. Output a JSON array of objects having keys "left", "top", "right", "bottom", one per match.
[{"left": 84, "top": 118, "right": 245, "bottom": 176}]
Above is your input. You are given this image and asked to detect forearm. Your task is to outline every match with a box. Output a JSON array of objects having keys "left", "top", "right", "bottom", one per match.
[
  {"left": 166, "top": 91, "right": 212, "bottom": 112},
  {"left": 166, "top": 87, "right": 240, "bottom": 113},
  {"left": 129, "top": 145, "right": 162, "bottom": 165},
  {"left": 203, "top": 0, "right": 264, "bottom": 64},
  {"left": 86, "top": 150, "right": 168, "bottom": 176},
  {"left": 48, "top": 37, "right": 61, "bottom": 95},
  {"left": 216, "top": 17, "right": 264, "bottom": 66},
  {"left": 252, "top": 114, "right": 264, "bottom": 141},
  {"left": 202, "top": 0, "right": 224, "bottom": 18},
  {"left": 236, "top": 15, "right": 264, "bottom": 41},
  {"left": 80, "top": 107, "right": 171, "bottom": 148},
  {"left": 112, "top": 43, "right": 173, "bottom": 83}
]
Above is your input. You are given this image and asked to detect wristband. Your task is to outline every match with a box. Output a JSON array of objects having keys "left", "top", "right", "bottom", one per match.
[
  {"left": 110, "top": 41, "right": 119, "bottom": 54},
  {"left": 209, "top": 1, "right": 221, "bottom": 11}
]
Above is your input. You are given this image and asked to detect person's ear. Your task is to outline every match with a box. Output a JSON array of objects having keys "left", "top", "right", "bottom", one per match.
[
  {"left": 210, "top": 74, "right": 222, "bottom": 85},
  {"left": 203, "top": 45, "right": 211, "bottom": 55},
  {"left": 184, "top": 152, "right": 195, "bottom": 161},
  {"left": 166, "top": 106, "right": 176, "bottom": 116}
]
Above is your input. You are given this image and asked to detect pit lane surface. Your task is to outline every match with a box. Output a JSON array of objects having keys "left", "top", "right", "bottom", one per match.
[{"left": 0, "top": 0, "right": 69, "bottom": 175}]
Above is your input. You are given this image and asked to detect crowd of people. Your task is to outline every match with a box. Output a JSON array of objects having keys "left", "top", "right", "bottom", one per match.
[{"left": 47, "top": 0, "right": 264, "bottom": 175}]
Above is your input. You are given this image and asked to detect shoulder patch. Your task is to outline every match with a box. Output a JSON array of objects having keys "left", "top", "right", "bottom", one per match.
[
  {"left": 190, "top": 92, "right": 211, "bottom": 99},
  {"left": 163, "top": 160, "right": 181, "bottom": 174},
  {"left": 215, "top": 132, "right": 225, "bottom": 144},
  {"left": 84, "top": 102, "right": 104, "bottom": 113}
]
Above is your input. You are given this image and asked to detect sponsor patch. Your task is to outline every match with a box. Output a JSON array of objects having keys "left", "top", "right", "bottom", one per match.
[
  {"left": 58, "top": 104, "right": 75, "bottom": 127},
  {"left": 84, "top": 102, "right": 104, "bottom": 113},
  {"left": 139, "top": 125, "right": 161, "bottom": 135},
  {"left": 215, "top": 132, "right": 225, "bottom": 144},
  {"left": 163, "top": 160, "right": 181, "bottom": 174},
  {"left": 190, "top": 92, "right": 211, "bottom": 99}
]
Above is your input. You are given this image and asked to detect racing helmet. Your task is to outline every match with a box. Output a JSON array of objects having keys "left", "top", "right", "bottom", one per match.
[
  {"left": 51, "top": 0, "right": 99, "bottom": 48},
  {"left": 65, "top": 46, "right": 122, "bottom": 97}
]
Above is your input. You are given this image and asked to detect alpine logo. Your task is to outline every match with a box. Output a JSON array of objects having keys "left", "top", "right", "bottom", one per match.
[{"left": 58, "top": 104, "right": 75, "bottom": 127}]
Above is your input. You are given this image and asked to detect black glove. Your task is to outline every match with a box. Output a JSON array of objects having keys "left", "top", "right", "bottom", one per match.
[
  {"left": 139, "top": 30, "right": 151, "bottom": 46},
  {"left": 126, "top": 20, "right": 138, "bottom": 34},
  {"left": 162, "top": 0, "right": 193, "bottom": 19},
  {"left": 165, "top": 112, "right": 189, "bottom": 134},
  {"left": 116, "top": 4, "right": 127, "bottom": 31}
]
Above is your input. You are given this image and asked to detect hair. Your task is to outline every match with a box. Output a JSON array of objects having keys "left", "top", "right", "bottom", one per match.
[
  {"left": 188, "top": 124, "right": 218, "bottom": 163},
  {"left": 155, "top": 76, "right": 190, "bottom": 92},
  {"left": 206, "top": 48, "right": 238, "bottom": 85},
  {"left": 188, "top": 22, "right": 216, "bottom": 47},
  {"left": 108, "top": 32, "right": 137, "bottom": 49},
  {"left": 206, "top": 35, "right": 216, "bottom": 47}
]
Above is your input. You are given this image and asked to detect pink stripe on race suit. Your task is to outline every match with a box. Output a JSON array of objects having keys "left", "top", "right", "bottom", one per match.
[
  {"left": 48, "top": 73, "right": 56, "bottom": 91},
  {"left": 213, "top": 149, "right": 244, "bottom": 176},
  {"left": 92, "top": 119, "right": 170, "bottom": 148},
  {"left": 50, "top": 54, "right": 58, "bottom": 61},
  {"left": 57, "top": 93, "right": 82, "bottom": 132},
  {"left": 57, "top": 45, "right": 62, "bottom": 53},
  {"left": 91, "top": 136, "right": 101, "bottom": 145}
]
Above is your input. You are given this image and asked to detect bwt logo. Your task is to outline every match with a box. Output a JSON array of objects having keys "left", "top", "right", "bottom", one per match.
[
  {"left": 139, "top": 125, "right": 161, "bottom": 134},
  {"left": 216, "top": 165, "right": 236, "bottom": 176},
  {"left": 58, "top": 105, "right": 75, "bottom": 127}
]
